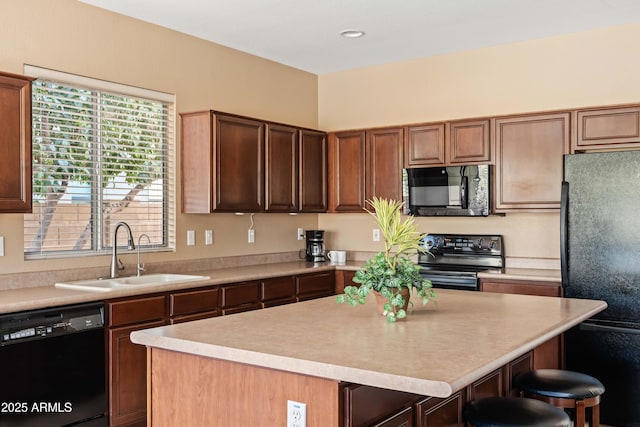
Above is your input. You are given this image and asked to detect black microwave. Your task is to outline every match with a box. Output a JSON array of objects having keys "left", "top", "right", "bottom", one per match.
[{"left": 403, "top": 165, "right": 491, "bottom": 216}]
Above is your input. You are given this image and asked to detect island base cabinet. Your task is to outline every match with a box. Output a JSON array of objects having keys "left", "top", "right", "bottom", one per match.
[
  {"left": 415, "top": 391, "right": 465, "bottom": 427},
  {"left": 147, "top": 348, "right": 340, "bottom": 426}
]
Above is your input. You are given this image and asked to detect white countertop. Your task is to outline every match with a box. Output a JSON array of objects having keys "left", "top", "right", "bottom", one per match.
[{"left": 131, "top": 289, "right": 605, "bottom": 397}]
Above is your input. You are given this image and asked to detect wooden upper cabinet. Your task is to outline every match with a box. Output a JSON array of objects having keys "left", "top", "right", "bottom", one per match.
[
  {"left": 328, "top": 130, "right": 366, "bottom": 212},
  {"left": 181, "top": 111, "right": 264, "bottom": 213},
  {"left": 265, "top": 123, "right": 298, "bottom": 212},
  {"left": 575, "top": 105, "right": 640, "bottom": 151},
  {"left": 0, "top": 71, "right": 34, "bottom": 213},
  {"left": 493, "top": 112, "right": 570, "bottom": 212},
  {"left": 367, "top": 127, "right": 404, "bottom": 203},
  {"left": 405, "top": 123, "right": 445, "bottom": 166},
  {"left": 299, "top": 129, "right": 327, "bottom": 212},
  {"left": 447, "top": 119, "right": 491, "bottom": 164},
  {"left": 216, "top": 114, "right": 264, "bottom": 212},
  {"left": 405, "top": 119, "right": 490, "bottom": 167}
]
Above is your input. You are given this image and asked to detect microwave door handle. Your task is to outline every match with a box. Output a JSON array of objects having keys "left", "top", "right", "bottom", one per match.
[{"left": 460, "top": 176, "right": 468, "bottom": 209}]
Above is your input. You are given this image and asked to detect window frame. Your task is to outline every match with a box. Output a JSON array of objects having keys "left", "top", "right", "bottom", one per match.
[{"left": 23, "top": 65, "right": 176, "bottom": 259}]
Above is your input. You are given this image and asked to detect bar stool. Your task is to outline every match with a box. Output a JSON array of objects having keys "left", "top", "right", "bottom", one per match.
[
  {"left": 464, "top": 396, "right": 571, "bottom": 427},
  {"left": 514, "top": 369, "right": 605, "bottom": 427}
]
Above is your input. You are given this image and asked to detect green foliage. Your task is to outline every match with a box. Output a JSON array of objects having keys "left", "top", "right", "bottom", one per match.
[{"left": 336, "top": 197, "right": 437, "bottom": 322}]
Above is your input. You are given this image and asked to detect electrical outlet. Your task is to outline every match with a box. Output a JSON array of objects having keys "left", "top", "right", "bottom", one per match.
[
  {"left": 205, "top": 230, "right": 213, "bottom": 245},
  {"left": 0, "top": 236, "right": 4, "bottom": 256},
  {"left": 248, "top": 229, "right": 255, "bottom": 243},
  {"left": 187, "top": 230, "right": 195, "bottom": 246},
  {"left": 287, "top": 400, "right": 306, "bottom": 427},
  {"left": 372, "top": 228, "right": 381, "bottom": 242},
  {"left": 297, "top": 227, "right": 304, "bottom": 241}
]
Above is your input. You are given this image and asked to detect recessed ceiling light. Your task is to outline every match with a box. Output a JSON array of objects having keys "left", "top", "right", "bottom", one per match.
[{"left": 340, "top": 29, "right": 365, "bottom": 38}]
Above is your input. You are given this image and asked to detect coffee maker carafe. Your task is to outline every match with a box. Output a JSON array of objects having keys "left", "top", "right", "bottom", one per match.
[{"left": 305, "top": 230, "right": 325, "bottom": 263}]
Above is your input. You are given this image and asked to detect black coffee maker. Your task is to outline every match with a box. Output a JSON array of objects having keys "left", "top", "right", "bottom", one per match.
[{"left": 305, "top": 230, "right": 325, "bottom": 263}]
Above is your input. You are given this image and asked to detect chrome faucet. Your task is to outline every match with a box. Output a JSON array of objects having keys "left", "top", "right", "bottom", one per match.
[
  {"left": 137, "top": 233, "right": 151, "bottom": 277},
  {"left": 109, "top": 222, "right": 135, "bottom": 279}
]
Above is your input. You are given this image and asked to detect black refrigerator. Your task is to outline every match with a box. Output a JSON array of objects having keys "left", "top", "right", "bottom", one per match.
[{"left": 561, "top": 150, "right": 640, "bottom": 426}]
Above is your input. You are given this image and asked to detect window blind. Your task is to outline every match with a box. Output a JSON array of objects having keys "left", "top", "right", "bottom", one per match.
[{"left": 23, "top": 66, "right": 175, "bottom": 258}]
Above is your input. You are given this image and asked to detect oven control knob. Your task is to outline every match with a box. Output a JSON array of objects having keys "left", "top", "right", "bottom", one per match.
[{"left": 476, "top": 238, "right": 484, "bottom": 249}]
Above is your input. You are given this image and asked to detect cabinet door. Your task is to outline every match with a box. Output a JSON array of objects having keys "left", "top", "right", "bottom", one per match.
[
  {"left": 0, "top": 72, "right": 33, "bottom": 213},
  {"left": 299, "top": 129, "right": 328, "bottom": 212},
  {"left": 342, "top": 383, "right": 420, "bottom": 427},
  {"left": 296, "top": 271, "right": 334, "bottom": 301},
  {"left": 328, "top": 130, "right": 366, "bottom": 212},
  {"left": 494, "top": 113, "right": 570, "bottom": 212},
  {"left": 447, "top": 120, "right": 490, "bottom": 164},
  {"left": 415, "top": 391, "right": 465, "bottom": 427},
  {"left": 335, "top": 270, "right": 356, "bottom": 294},
  {"left": 576, "top": 106, "right": 640, "bottom": 150},
  {"left": 506, "top": 352, "right": 533, "bottom": 397},
  {"left": 373, "top": 406, "right": 413, "bottom": 427},
  {"left": 265, "top": 123, "right": 298, "bottom": 212},
  {"left": 467, "top": 368, "right": 504, "bottom": 402},
  {"left": 109, "top": 319, "right": 165, "bottom": 427},
  {"left": 215, "top": 113, "right": 264, "bottom": 211},
  {"left": 367, "top": 127, "right": 404, "bottom": 203},
  {"left": 405, "top": 124, "right": 445, "bottom": 167},
  {"left": 261, "top": 276, "right": 296, "bottom": 307}
]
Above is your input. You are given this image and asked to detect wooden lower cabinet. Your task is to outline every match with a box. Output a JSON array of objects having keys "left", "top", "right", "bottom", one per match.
[
  {"left": 221, "top": 280, "right": 262, "bottom": 314},
  {"left": 479, "top": 278, "right": 562, "bottom": 297},
  {"left": 109, "top": 320, "right": 164, "bottom": 427},
  {"left": 262, "top": 276, "right": 297, "bottom": 308},
  {"left": 107, "top": 295, "right": 166, "bottom": 426},
  {"left": 296, "top": 271, "right": 335, "bottom": 301},
  {"left": 335, "top": 269, "right": 356, "bottom": 294},
  {"left": 105, "top": 271, "right": 335, "bottom": 426},
  {"left": 344, "top": 351, "right": 535, "bottom": 427},
  {"left": 415, "top": 391, "right": 465, "bottom": 427}
]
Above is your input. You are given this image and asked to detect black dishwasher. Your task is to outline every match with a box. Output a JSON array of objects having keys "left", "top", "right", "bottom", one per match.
[{"left": 0, "top": 302, "right": 107, "bottom": 427}]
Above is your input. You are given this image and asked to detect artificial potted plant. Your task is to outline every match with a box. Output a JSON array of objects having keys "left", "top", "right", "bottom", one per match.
[{"left": 336, "top": 197, "right": 437, "bottom": 322}]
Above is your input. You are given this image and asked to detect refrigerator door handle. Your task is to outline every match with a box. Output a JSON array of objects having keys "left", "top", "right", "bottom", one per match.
[
  {"left": 560, "top": 181, "right": 569, "bottom": 288},
  {"left": 580, "top": 322, "right": 640, "bottom": 335}
]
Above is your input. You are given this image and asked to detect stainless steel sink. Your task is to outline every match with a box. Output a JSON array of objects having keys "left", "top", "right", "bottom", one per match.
[{"left": 55, "top": 274, "right": 210, "bottom": 292}]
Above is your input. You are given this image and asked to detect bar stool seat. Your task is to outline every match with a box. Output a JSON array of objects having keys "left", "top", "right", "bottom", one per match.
[
  {"left": 464, "top": 396, "right": 571, "bottom": 427},
  {"left": 514, "top": 369, "right": 605, "bottom": 427}
]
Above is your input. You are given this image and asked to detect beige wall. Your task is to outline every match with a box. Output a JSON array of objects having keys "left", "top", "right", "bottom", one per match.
[
  {"left": 317, "top": 23, "right": 640, "bottom": 261},
  {"left": 0, "top": 0, "right": 318, "bottom": 274}
]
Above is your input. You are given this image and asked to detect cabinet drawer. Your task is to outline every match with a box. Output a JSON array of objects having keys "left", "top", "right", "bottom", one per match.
[
  {"left": 221, "top": 281, "right": 261, "bottom": 308},
  {"left": 480, "top": 279, "right": 562, "bottom": 297},
  {"left": 107, "top": 295, "right": 166, "bottom": 327},
  {"left": 170, "top": 287, "right": 219, "bottom": 317},
  {"left": 296, "top": 272, "right": 334, "bottom": 297},
  {"left": 170, "top": 311, "right": 218, "bottom": 324},
  {"left": 261, "top": 276, "right": 296, "bottom": 302}
]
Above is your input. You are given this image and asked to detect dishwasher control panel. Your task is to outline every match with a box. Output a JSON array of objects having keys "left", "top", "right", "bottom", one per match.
[{"left": 0, "top": 302, "right": 104, "bottom": 346}]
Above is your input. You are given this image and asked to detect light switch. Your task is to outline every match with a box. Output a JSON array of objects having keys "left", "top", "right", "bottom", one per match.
[
  {"left": 205, "top": 230, "right": 213, "bottom": 245},
  {"left": 0, "top": 236, "right": 4, "bottom": 256},
  {"left": 187, "top": 230, "right": 195, "bottom": 246}
]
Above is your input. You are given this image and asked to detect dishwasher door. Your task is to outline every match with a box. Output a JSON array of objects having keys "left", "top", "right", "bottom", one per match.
[{"left": 0, "top": 302, "right": 107, "bottom": 427}]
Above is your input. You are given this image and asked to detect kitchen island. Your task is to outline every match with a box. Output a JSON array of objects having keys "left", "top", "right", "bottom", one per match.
[{"left": 131, "top": 289, "right": 606, "bottom": 426}]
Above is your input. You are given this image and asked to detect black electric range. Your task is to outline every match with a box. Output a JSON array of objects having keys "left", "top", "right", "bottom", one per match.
[{"left": 417, "top": 234, "right": 504, "bottom": 291}]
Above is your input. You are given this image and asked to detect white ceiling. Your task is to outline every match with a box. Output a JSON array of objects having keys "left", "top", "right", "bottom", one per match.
[{"left": 79, "top": 0, "right": 640, "bottom": 74}]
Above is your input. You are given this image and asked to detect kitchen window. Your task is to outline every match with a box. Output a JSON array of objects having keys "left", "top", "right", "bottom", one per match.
[{"left": 23, "top": 66, "right": 175, "bottom": 258}]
